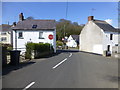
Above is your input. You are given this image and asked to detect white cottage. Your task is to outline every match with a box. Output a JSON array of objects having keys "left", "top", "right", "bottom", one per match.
[
  {"left": 80, "top": 16, "right": 119, "bottom": 55},
  {"left": 0, "top": 24, "right": 12, "bottom": 45},
  {"left": 66, "top": 35, "right": 79, "bottom": 47},
  {"left": 12, "top": 13, "right": 56, "bottom": 54}
]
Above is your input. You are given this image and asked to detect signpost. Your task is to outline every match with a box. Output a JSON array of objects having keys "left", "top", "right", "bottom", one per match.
[
  {"left": 48, "top": 34, "right": 53, "bottom": 40},
  {"left": 48, "top": 34, "right": 53, "bottom": 50}
]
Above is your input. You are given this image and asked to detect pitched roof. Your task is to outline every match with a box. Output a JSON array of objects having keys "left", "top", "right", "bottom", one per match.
[
  {"left": 12, "top": 19, "right": 56, "bottom": 30},
  {"left": 71, "top": 35, "right": 79, "bottom": 42},
  {"left": 0, "top": 24, "right": 12, "bottom": 32},
  {"left": 93, "top": 20, "right": 118, "bottom": 32}
]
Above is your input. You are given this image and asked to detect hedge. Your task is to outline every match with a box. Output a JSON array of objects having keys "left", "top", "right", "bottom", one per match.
[{"left": 25, "top": 43, "right": 54, "bottom": 59}]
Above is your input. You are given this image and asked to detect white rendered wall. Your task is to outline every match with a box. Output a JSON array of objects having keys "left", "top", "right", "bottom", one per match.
[
  {"left": 80, "top": 21, "right": 103, "bottom": 54},
  {"left": 103, "top": 32, "right": 119, "bottom": 53},
  {"left": 13, "top": 30, "right": 56, "bottom": 54},
  {"left": 80, "top": 20, "right": 119, "bottom": 55},
  {"left": 0, "top": 31, "right": 11, "bottom": 44},
  {"left": 66, "top": 35, "right": 77, "bottom": 47}
]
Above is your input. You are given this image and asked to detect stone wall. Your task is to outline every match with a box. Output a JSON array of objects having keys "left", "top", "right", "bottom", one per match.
[{"left": 2, "top": 46, "right": 7, "bottom": 66}]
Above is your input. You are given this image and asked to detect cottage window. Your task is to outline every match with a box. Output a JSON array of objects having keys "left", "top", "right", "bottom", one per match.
[
  {"left": 107, "top": 45, "right": 110, "bottom": 51},
  {"left": 1, "top": 37, "right": 7, "bottom": 41},
  {"left": 18, "top": 32, "right": 23, "bottom": 39},
  {"left": 32, "top": 25, "right": 37, "bottom": 28},
  {"left": 39, "top": 32, "right": 44, "bottom": 39},
  {"left": 110, "top": 34, "right": 113, "bottom": 40},
  {"left": 1, "top": 32, "right": 7, "bottom": 35}
]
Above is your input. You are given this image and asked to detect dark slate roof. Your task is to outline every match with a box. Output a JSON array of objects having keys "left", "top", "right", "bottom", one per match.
[
  {"left": 0, "top": 24, "right": 12, "bottom": 32},
  {"left": 93, "top": 20, "right": 118, "bottom": 32},
  {"left": 116, "top": 28, "right": 120, "bottom": 34},
  {"left": 71, "top": 35, "right": 79, "bottom": 43},
  {"left": 12, "top": 19, "right": 56, "bottom": 30}
]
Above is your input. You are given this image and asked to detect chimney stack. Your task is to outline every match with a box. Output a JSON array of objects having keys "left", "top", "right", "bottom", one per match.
[
  {"left": 88, "top": 16, "right": 94, "bottom": 21},
  {"left": 19, "top": 13, "right": 24, "bottom": 21},
  {"left": 12, "top": 22, "right": 16, "bottom": 27}
]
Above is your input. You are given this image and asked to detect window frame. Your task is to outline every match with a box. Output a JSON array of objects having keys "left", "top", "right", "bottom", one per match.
[
  {"left": 110, "top": 34, "right": 113, "bottom": 40},
  {"left": 18, "top": 32, "right": 24, "bottom": 39},
  {"left": 1, "top": 37, "right": 7, "bottom": 41},
  {"left": 39, "top": 32, "right": 44, "bottom": 39},
  {"left": 32, "top": 25, "right": 37, "bottom": 29},
  {"left": 1, "top": 32, "right": 7, "bottom": 35}
]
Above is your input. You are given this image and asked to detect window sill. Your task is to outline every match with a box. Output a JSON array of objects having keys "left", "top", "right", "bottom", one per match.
[
  {"left": 18, "top": 37, "right": 24, "bottom": 39},
  {"left": 39, "top": 37, "right": 44, "bottom": 39}
]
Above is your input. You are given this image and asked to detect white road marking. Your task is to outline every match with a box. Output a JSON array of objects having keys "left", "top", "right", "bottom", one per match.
[
  {"left": 69, "top": 53, "right": 72, "bottom": 57},
  {"left": 23, "top": 82, "right": 35, "bottom": 90},
  {"left": 52, "top": 58, "right": 67, "bottom": 69}
]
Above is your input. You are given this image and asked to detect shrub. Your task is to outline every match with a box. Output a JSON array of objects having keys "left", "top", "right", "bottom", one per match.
[
  {"left": 25, "top": 43, "right": 34, "bottom": 59},
  {"left": 56, "top": 41, "right": 63, "bottom": 47},
  {"left": 25, "top": 43, "right": 54, "bottom": 59}
]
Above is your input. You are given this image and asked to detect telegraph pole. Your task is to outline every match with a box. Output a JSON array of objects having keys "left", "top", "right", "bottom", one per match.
[
  {"left": 91, "top": 8, "right": 96, "bottom": 16},
  {"left": 64, "top": 0, "right": 68, "bottom": 38}
]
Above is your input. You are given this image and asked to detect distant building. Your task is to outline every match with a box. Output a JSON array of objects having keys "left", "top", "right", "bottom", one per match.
[
  {"left": 66, "top": 35, "right": 79, "bottom": 47},
  {"left": 80, "top": 16, "right": 119, "bottom": 55},
  {"left": 12, "top": 13, "right": 56, "bottom": 54},
  {"left": 0, "top": 24, "right": 12, "bottom": 45}
]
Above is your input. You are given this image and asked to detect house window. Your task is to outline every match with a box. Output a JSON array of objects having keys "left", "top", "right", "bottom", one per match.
[
  {"left": 39, "top": 32, "right": 44, "bottom": 39},
  {"left": 107, "top": 45, "right": 110, "bottom": 51},
  {"left": 110, "top": 34, "right": 113, "bottom": 40},
  {"left": 1, "top": 37, "right": 7, "bottom": 41},
  {"left": 18, "top": 32, "right": 23, "bottom": 39},
  {"left": 32, "top": 25, "right": 37, "bottom": 28},
  {"left": 1, "top": 32, "right": 7, "bottom": 35},
  {"left": 115, "top": 44, "right": 118, "bottom": 46}
]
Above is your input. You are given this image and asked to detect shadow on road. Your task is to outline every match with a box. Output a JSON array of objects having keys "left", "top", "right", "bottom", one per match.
[
  {"left": 2, "top": 61, "right": 35, "bottom": 76},
  {"left": 39, "top": 49, "right": 79, "bottom": 58},
  {"left": 57, "top": 49, "right": 79, "bottom": 53},
  {"left": 79, "top": 51, "right": 102, "bottom": 56},
  {"left": 2, "top": 49, "right": 79, "bottom": 75}
]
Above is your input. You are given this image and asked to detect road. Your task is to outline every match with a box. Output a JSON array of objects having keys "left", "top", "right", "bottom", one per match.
[{"left": 2, "top": 50, "right": 118, "bottom": 88}]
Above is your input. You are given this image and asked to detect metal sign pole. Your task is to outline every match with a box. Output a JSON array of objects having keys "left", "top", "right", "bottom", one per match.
[
  {"left": 15, "top": 30, "right": 17, "bottom": 50},
  {"left": 48, "top": 34, "right": 53, "bottom": 51},
  {"left": 50, "top": 40, "right": 51, "bottom": 51}
]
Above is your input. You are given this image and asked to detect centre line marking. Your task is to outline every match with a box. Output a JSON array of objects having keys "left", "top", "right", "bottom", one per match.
[
  {"left": 69, "top": 53, "right": 72, "bottom": 57},
  {"left": 23, "top": 82, "right": 35, "bottom": 90},
  {"left": 52, "top": 58, "right": 67, "bottom": 69}
]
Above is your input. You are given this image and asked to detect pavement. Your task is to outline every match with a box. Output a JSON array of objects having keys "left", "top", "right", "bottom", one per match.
[{"left": 2, "top": 50, "right": 118, "bottom": 88}]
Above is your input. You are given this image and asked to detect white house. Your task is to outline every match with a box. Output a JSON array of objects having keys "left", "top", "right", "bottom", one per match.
[
  {"left": 66, "top": 35, "right": 79, "bottom": 47},
  {"left": 80, "top": 16, "right": 119, "bottom": 55},
  {"left": 0, "top": 24, "right": 12, "bottom": 45},
  {"left": 12, "top": 13, "right": 56, "bottom": 54}
]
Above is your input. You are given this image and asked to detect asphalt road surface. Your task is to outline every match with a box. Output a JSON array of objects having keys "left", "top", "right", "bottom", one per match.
[{"left": 2, "top": 50, "right": 118, "bottom": 88}]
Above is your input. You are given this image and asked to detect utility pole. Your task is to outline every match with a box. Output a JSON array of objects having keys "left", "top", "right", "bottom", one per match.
[
  {"left": 15, "top": 30, "right": 17, "bottom": 50},
  {"left": 62, "top": 0, "right": 68, "bottom": 49},
  {"left": 64, "top": 24, "right": 66, "bottom": 38},
  {"left": 64, "top": 0, "right": 68, "bottom": 38},
  {"left": 91, "top": 8, "right": 96, "bottom": 16},
  {"left": 65, "top": 0, "right": 68, "bottom": 19}
]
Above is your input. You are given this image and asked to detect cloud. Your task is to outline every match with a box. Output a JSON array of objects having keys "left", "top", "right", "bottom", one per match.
[{"left": 105, "top": 19, "right": 113, "bottom": 25}]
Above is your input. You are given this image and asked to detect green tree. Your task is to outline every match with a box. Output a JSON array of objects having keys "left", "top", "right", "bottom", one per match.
[{"left": 56, "top": 19, "right": 84, "bottom": 41}]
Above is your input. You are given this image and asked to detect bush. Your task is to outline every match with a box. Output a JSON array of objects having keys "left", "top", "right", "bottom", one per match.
[
  {"left": 25, "top": 43, "right": 34, "bottom": 59},
  {"left": 25, "top": 43, "right": 54, "bottom": 59},
  {"left": 56, "top": 41, "right": 63, "bottom": 47}
]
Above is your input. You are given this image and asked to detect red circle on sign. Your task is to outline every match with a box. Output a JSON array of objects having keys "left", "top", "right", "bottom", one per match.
[{"left": 48, "top": 34, "right": 53, "bottom": 40}]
